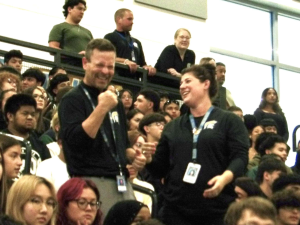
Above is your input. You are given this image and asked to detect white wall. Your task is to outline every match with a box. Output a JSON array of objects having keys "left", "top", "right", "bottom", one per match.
[{"left": 0, "top": 0, "right": 209, "bottom": 65}]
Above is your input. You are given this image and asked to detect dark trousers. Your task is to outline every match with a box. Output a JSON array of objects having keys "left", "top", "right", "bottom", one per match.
[{"left": 159, "top": 205, "right": 225, "bottom": 225}]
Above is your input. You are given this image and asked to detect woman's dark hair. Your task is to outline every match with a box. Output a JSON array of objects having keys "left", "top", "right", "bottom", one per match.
[
  {"left": 181, "top": 64, "right": 218, "bottom": 100},
  {"left": 23, "top": 86, "right": 47, "bottom": 135},
  {"left": 119, "top": 89, "right": 134, "bottom": 111},
  {"left": 259, "top": 88, "right": 283, "bottom": 115},
  {"left": 56, "top": 178, "right": 102, "bottom": 225}
]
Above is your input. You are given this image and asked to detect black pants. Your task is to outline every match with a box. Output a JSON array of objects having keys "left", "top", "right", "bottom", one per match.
[{"left": 159, "top": 205, "right": 225, "bottom": 225}]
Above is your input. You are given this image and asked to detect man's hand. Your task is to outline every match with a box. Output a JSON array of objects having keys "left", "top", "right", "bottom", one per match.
[
  {"left": 141, "top": 142, "right": 157, "bottom": 163},
  {"left": 125, "top": 60, "right": 138, "bottom": 73},
  {"left": 97, "top": 89, "right": 118, "bottom": 113},
  {"left": 132, "top": 149, "right": 146, "bottom": 171},
  {"left": 143, "top": 65, "right": 156, "bottom": 76}
]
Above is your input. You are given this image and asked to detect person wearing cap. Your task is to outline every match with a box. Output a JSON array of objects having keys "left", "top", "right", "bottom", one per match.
[
  {"left": 21, "top": 68, "right": 46, "bottom": 91},
  {"left": 48, "top": 74, "right": 70, "bottom": 101}
]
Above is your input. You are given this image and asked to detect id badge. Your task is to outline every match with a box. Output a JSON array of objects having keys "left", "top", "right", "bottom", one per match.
[
  {"left": 116, "top": 175, "right": 127, "bottom": 192},
  {"left": 183, "top": 162, "right": 201, "bottom": 184},
  {"left": 131, "top": 50, "right": 136, "bottom": 61}
]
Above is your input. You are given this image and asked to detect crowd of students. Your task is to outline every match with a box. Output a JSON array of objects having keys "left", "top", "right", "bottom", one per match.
[{"left": 0, "top": 0, "right": 299, "bottom": 224}]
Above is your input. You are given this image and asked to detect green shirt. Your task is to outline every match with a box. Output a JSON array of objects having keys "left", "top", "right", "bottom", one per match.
[{"left": 48, "top": 22, "right": 93, "bottom": 53}]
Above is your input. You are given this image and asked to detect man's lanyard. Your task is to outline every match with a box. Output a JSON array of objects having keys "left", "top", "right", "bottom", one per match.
[
  {"left": 189, "top": 106, "right": 214, "bottom": 162},
  {"left": 116, "top": 31, "right": 134, "bottom": 50},
  {"left": 81, "top": 86, "right": 123, "bottom": 176}
]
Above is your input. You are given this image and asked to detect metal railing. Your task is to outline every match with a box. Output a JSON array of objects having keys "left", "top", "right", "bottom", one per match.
[{"left": 0, "top": 35, "right": 181, "bottom": 98}]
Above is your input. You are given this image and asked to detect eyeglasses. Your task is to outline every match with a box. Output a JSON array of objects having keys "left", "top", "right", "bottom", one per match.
[
  {"left": 178, "top": 35, "right": 190, "bottom": 40},
  {"left": 33, "top": 94, "right": 47, "bottom": 101},
  {"left": 7, "top": 78, "right": 17, "bottom": 85},
  {"left": 164, "top": 100, "right": 180, "bottom": 107},
  {"left": 150, "top": 122, "right": 165, "bottom": 128},
  {"left": 29, "top": 196, "right": 57, "bottom": 210},
  {"left": 72, "top": 199, "right": 101, "bottom": 210}
]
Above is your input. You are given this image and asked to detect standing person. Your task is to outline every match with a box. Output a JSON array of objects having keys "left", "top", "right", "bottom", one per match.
[
  {"left": 213, "top": 62, "right": 235, "bottom": 110},
  {"left": 155, "top": 28, "right": 195, "bottom": 78},
  {"left": 143, "top": 64, "right": 249, "bottom": 225},
  {"left": 104, "top": 8, "right": 156, "bottom": 78},
  {"left": 254, "top": 87, "right": 289, "bottom": 141},
  {"left": 59, "top": 38, "right": 146, "bottom": 217},
  {"left": 48, "top": 0, "right": 93, "bottom": 66}
]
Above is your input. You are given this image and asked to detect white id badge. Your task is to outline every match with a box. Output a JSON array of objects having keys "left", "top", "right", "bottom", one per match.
[
  {"left": 131, "top": 50, "right": 136, "bottom": 61},
  {"left": 116, "top": 175, "right": 127, "bottom": 192},
  {"left": 183, "top": 163, "right": 201, "bottom": 184}
]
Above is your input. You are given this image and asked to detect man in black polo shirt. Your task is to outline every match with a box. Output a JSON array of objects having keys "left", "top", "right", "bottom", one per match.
[
  {"left": 104, "top": 8, "right": 156, "bottom": 79},
  {"left": 59, "top": 38, "right": 146, "bottom": 217}
]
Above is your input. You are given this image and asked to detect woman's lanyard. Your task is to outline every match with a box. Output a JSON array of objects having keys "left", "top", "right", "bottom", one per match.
[
  {"left": 81, "top": 86, "right": 123, "bottom": 176},
  {"left": 189, "top": 106, "right": 214, "bottom": 162}
]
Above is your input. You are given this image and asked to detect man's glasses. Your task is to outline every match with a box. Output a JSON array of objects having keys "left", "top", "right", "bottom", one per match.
[{"left": 72, "top": 198, "right": 101, "bottom": 210}]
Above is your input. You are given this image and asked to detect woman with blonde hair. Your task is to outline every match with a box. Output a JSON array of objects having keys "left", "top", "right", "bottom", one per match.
[
  {"left": 155, "top": 28, "right": 195, "bottom": 77},
  {"left": 6, "top": 175, "right": 57, "bottom": 225}
]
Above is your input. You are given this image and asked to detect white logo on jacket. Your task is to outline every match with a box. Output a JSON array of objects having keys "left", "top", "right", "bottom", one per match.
[{"left": 204, "top": 121, "right": 217, "bottom": 129}]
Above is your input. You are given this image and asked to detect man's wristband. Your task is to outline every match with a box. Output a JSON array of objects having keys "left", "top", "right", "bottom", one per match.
[{"left": 124, "top": 59, "right": 129, "bottom": 64}]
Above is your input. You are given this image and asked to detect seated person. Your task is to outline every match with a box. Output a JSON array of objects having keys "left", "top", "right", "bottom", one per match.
[
  {"left": 104, "top": 200, "right": 151, "bottom": 225},
  {"left": 4, "top": 50, "right": 23, "bottom": 73},
  {"left": 259, "top": 118, "right": 278, "bottom": 134},
  {"left": 234, "top": 177, "right": 263, "bottom": 202},
  {"left": 224, "top": 197, "right": 277, "bottom": 225},
  {"left": 57, "top": 178, "right": 102, "bottom": 225},
  {"left": 0, "top": 71, "right": 21, "bottom": 93},
  {"left": 255, "top": 155, "right": 287, "bottom": 199},
  {"left": 228, "top": 106, "right": 244, "bottom": 121},
  {"left": 6, "top": 175, "right": 57, "bottom": 225},
  {"left": 163, "top": 100, "right": 180, "bottom": 120},
  {"left": 21, "top": 68, "right": 46, "bottom": 91},
  {"left": 272, "top": 189, "right": 300, "bottom": 225},
  {"left": 272, "top": 174, "right": 300, "bottom": 194}
]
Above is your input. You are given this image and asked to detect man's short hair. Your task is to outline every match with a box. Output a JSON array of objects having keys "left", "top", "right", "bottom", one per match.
[
  {"left": 256, "top": 154, "right": 287, "bottom": 184},
  {"left": 216, "top": 62, "right": 225, "bottom": 67},
  {"left": 259, "top": 118, "right": 278, "bottom": 130},
  {"left": 272, "top": 174, "right": 300, "bottom": 193},
  {"left": 4, "top": 94, "right": 36, "bottom": 122},
  {"left": 49, "top": 66, "right": 66, "bottom": 77},
  {"left": 22, "top": 68, "right": 46, "bottom": 86},
  {"left": 157, "top": 90, "right": 169, "bottom": 100},
  {"left": 228, "top": 106, "right": 242, "bottom": 112},
  {"left": 224, "top": 197, "right": 277, "bottom": 225},
  {"left": 272, "top": 189, "right": 300, "bottom": 211},
  {"left": 138, "top": 89, "right": 160, "bottom": 113},
  {"left": 182, "top": 64, "right": 218, "bottom": 100},
  {"left": 63, "top": 0, "right": 86, "bottom": 18},
  {"left": 235, "top": 177, "right": 263, "bottom": 197},
  {"left": 256, "top": 133, "right": 286, "bottom": 156},
  {"left": 138, "top": 113, "right": 166, "bottom": 136},
  {"left": 4, "top": 50, "right": 23, "bottom": 64},
  {"left": 49, "top": 74, "right": 70, "bottom": 96},
  {"left": 114, "top": 8, "right": 131, "bottom": 23},
  {"left": 85, "top": 39, "right": 116, "bottom": 62}
]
